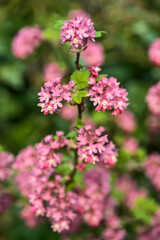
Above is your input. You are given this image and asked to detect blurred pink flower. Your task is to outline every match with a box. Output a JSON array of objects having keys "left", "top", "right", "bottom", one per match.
[
  {"left": 148, "top": 38, "right": 160, "bottom": 66},
  {"left": 115, "top": 110, "right": 136, "bottom": 133},
  {"left": 60, "top": 104, "right": 78, "bottom": 122},
  {"left": 0, "top": 152, "right": 14, "bottom": 181},
  {"left": 81, "top": 41, "right": 105, "bottom": 66},
  {"left": 44, "top": 63, "right": 63, "bottom": 82},
  {"left": 122, "top": 137, "right": 139, "bottom": 154},
  {"left": 12, "top": 26, "right": 42, "bottom": 59},
  {"left": 69, "top": 9, "right": 90, "bottom": 19},
  {"left": 146, "top": 81, "right": 160, "bottom": 115}
]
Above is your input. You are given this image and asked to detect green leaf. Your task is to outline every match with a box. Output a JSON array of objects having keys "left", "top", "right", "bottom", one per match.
[
  {"left": 52, "top": 20, "right": 65, "bottom": 31},
  {"left": 67, "top": 131, "right": 77, "bottom": 139},
  {"left": 71, "top": 70, "right": 90, "bottom": 89},
  {"left": 95, "top": 31, "right": 107, "bottom": 38},
  {"left": 55, "top": 164, "right": 72, "bottom": 175},
  {"left": 75, "top": 119, "right": 84, "bottom": 129},
  {"left": 72, "top": 90, "right": 88, "bottom": 104},
  {"left": 72, "top": 95, "right": 81, "bottom": 104},
  {"left": 96, "top": 74, "right": 108, "bottom": 81}
]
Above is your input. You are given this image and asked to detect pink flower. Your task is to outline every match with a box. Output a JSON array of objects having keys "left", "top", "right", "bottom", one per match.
[
  {"left": 69, "top": 9, "right": 90, "bottom": 19},
  {"left": 77, "top": 125, "right": 108, "bottom": 165},
  {"left": 147, "top": 114, "right": 160, "bottom": 135},
  {"left": 146, "top": 81, "right": 160, "bottom": 115},
  {"left": 20, "top": 205, "right": 41, "bottom": 228},
  {"left": 38, "top": 77, "right": 75, "bottom": 115},
  {"left": 100, "top": 141, "right": 118, "bottom": 167},
  {"left": 87, "top": 76, "right": 129, "bottom": 115},
  {"left": 0, "top": 152, "right": 14, "bottom": 181},
  {"left": 60, "top": 104, "right": 78, "bottom": 122},
  {"left": 43, "top": 63, "right": 63, "bottom": 82},
  {"left": 143, "top": 152, "right": 160, "bottom": 191},
  {"left": 60, "top": 17, "right": 96, "bottom": 49},
  {"left": 148, "top": 38, "right": 160, "bottom": 66},
  {"left": 115, "top": 110, "right": 136, "bottom": 133},
  {"left": 122, "top": 137, "right": 139, "bottom": 154},
  {"left": 81, "top": 41, "right": 105, "bottom": 66},
  {"left": 12, "top": 26, "right": 42, "bottom": 59}
]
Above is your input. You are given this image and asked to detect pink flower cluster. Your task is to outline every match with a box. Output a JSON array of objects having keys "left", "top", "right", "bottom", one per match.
[
  {"left": 115, "top": 110, "right": 136, "bottom": 133},
  {"left": 0, "top": 152, "right": 14, "bottom": 181},
  {"left": 14, "top": 134, "right": 77, "bottom": 233},
  {"left": 36, "top": 132, "right": 69, "bottom": 171},
  {"left": 69, "top": 9, "right": 90, "bottom": 19},
  {"left": 103, "top": 215, "right": 126, "bottom": 240},
  {"left": 38, "top": 77, "right": 75, "bottom": 115},
  {"left": 122, "top": 137, "right": 139, "bottom": 154},
  {"left": 43, "top": 63, "right": 63, "bottom": 82},
  {"left": 146, "top": 81, "right": 160, "bottom": 115},
  {"left": 100, "top": 141, "right": 118, "bottom": 167},
  {"left": 81, "top": 41, "right": 105, "bottom": 66},
  {"left": 87, "top": 76, "right": 129, "bottom": 115},
  {"left": 77, "top": 167, "right": 110, "bottom": 226},
  {"left": 143, "top": 152, "right": 160, "bottom": 191},
  {"left": 148, "top": 38, "right": 160, "bottom": 66},
  {"left": 60, "top": 104, "right": 78, "bottom": 122},
  {"left": 20, "top": 205, "right": 41, "bottom": 228},
  {"left": 117, "top": 175, "right": 147, "bottom": 208},
  {"left": 77, "top": 125, "right": 109, "bottom": 165},
  {"left": 60, "top": 17, "right": 96, "bottom": 49},
  {"left": 12, "top": 26, "right": 42, "bottom": 59}
]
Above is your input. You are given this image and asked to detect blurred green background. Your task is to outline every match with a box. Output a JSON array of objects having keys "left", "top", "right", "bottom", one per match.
[{"left": 0, "top": 0, "right": 160, "bottom": 239}]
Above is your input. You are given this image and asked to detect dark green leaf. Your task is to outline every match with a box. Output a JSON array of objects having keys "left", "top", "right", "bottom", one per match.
[{"left": 71, "top": 70, "right": 90, "bottom": 89}]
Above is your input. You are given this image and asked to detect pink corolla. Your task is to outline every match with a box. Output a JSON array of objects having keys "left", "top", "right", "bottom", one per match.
[
  {"left": 38, "top": 77, "right": 75, "bottom": 115},
  {"left": 69, "top": 9, "right": 90, "bottom": 19},
  {"left": 60, "top": 104, "right": 78, "bottom": 122},
  {"left": 81, "top": 41, "right": 105, "bottom": 66},
  {"left": 36, "top": 132, "right": 69, "bottom": 171},
  {"left": 87, "top": 76, "right": 129, "bottom": 115},
  {"left": 115, "top": 110, "right": 136, "bottom": 133},
  {"left": 77, "top": 167, "right": 110, "bottom": 226},
  {"left": 20, "top": 206, "right": 40, "bottom": 228},
  {"left": 146, "top": 81, "right": 160, "bottom": 115},
  {"left": 122, "top": 137, "right": 139, "bottom": 154},
  {"left": 148, "top": 38, "right": 160, "bottom": 66},
  {"left": 143, "top": 152, "right": 160, "bottom": 191},
  {"left": 100, "top": 141, "right": 118, "bottom": 167},
  {"left": 12, "top": 26, "right": 42, "bottom": 59},
  {"left": 43, "top": 63, "right": 63, "bottom": 82},
  {"left": 60, "top": 17, "right": 96, "bottom": 49},
  {"left": 77, "top": 125, "right": 108, "bottom": 165},
  {"left": 0, "top": 152, "right": 14, "bottom": 181}
]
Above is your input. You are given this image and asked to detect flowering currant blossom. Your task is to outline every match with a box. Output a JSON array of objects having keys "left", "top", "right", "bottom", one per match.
[
  {"left": 38, "top": 77, "right": 75, "bottom": 115},
  {"left": 0, "top": 152, "right": 14, "bottom": 181},
  {"left": 100, "top": 141, "right": 118, "bottom": 167},
  {"left": 69, "top": 9, "right": 90, "bottom": 19},
  {"left": 146, "top": 81, "right": 160, "bottom": 115},
  {"left": 20, "top": 205, "right": 41, "bottom": 228},
  {"left": 43, "top": 63, "right": 63, "bottom": 82},
  {"left": 36, "top": 132, "right": 69, "bottom": 171},
  {"left": 87, "top": 76, "right": 129, "bottom": 115},
  {"left": 148, "top": 38, "right": 160, "bottom": 66},
  {"left": 12, "top": 26, "right": 42, "bottom": 59},
  {"left": 143, "top": 152, "right": 160, "bottom": 191},
  {"left": 122, "top": 137, "right": 139, "bottom": 154},
  {"left": 115, "top": 110, "right": 137, "bottom": 133},
  {"left": 77, "top": 125, "right": 108, "bottom": 164},
  {"left": 81, "top": 41, "right": 105, "bottom": 66},
  {"left": 60, "top": 17, "right": 96, "bottom": 49}
]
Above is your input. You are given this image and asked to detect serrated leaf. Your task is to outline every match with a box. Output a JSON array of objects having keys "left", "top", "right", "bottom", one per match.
[
  {"left": 71, "top": 70, "right": 90, "bottom": 89},
  {"left": 73, "top": 95, "right": 81, "bottom": 104},
  {"left": 52, "top": 20, "right": 65, "bottom": 31},
  {"left": 96, "top": 74, "right": 108, "bottom": 81},
  {"left": 95, "top": 31, "right": 107, "bottom": 38},
  {"left": 72, "top": 90, "right": 87, "bottom": 104}
]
